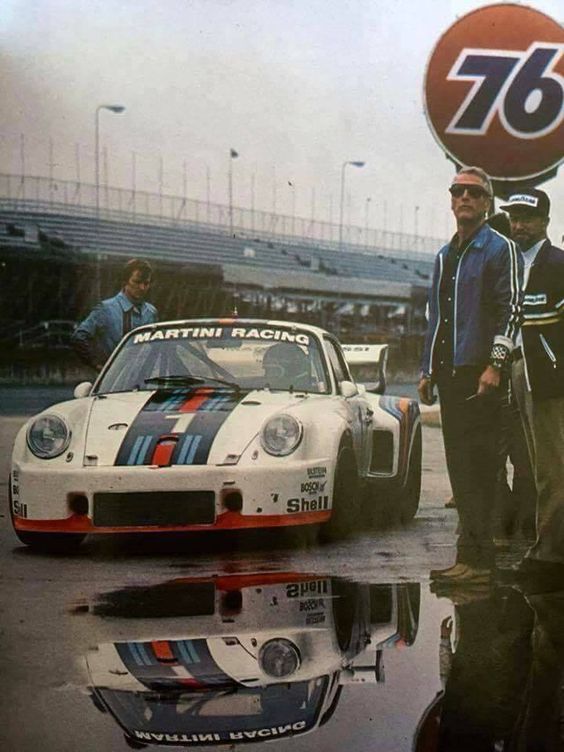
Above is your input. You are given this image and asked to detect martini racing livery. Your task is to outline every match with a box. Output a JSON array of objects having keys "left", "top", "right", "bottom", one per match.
[
  {"left": 10, "top": 318, "right": 421, "bottom": 550},
  {"left": 84, "top": 572, "right": 421, "bottom": 747}
]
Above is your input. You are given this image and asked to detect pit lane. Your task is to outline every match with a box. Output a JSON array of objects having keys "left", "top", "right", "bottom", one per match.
[{"left": 1, "top": 391, "right": 459, "bottom": 752}]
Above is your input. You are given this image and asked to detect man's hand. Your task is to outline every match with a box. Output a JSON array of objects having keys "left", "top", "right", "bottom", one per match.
[
  {"left": 477, "top": 365, "right": 500, "bottom": 395},
  {"left": 418, "top": 376, "right": 436, "bottom": 406}
]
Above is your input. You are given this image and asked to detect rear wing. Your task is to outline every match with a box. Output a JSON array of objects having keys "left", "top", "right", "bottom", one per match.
[{"left": 341, "top": 344, "right": 388, "bottom": 394}]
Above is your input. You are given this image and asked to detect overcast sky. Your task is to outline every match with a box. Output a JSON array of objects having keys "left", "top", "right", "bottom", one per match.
[{"left": 1, "top": 0, "right": 563, "bottom": 249}]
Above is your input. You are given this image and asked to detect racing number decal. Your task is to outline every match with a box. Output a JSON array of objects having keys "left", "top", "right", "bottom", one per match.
[
  {"left": 10, "top": 472, "right": 27, "bottom": 517},
  {"left": 447, "top": 43, "right": 564, "bottom": 138},
  {"left": 12, "top": 499, "right": 28, "bottom": 518}
]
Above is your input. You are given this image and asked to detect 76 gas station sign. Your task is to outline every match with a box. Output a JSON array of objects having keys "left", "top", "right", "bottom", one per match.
[{"left": 424, "top": 4, "right": 564, "bottom": 184}]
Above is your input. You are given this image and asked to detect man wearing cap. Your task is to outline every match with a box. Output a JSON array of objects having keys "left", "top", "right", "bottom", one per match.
[
  {"left": 501, "top": 188, "right": 564, "bottom": 583},
  {"left": 419, "top": 166, "right": 522, "bottom": 585}
]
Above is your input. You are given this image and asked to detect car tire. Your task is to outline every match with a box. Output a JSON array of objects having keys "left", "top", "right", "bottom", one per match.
[
  {"left": 321, "top": 443, "right": 360, "bottom": 541},
  {"left": 331, "top": 578, "right": 358, "bottom": 652},
  {"left": 399, "top": 424, "right": 422, "bottom": 525},
  {"left": 397, "top": 583, "right": 421, "bottom": 646}
]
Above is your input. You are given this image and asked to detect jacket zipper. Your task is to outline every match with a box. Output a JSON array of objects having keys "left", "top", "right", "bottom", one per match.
[
  {"left": 428, "top": 254, "right": 444, "bottom": 376},
  {"left": 452, "top": 244, "right": 471, "bottom": 374},
  {"left": 539, "top": 333, "right": 557, "bottom": 367}
]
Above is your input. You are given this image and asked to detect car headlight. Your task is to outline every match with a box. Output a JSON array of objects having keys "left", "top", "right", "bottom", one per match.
[
  {"left": 259, "top": 639, "right": 301, "bottom": 678},
  {"left": 260, "top": 414, "right": 303, "bottom": 456},
  {"left": 27, "top": 414, "right": 71, "bottom": 459}
]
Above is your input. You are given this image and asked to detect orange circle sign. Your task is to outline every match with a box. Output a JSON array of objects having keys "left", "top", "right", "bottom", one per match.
[{"left": 424, "top": 3, "right": 564, "bottom": 182}]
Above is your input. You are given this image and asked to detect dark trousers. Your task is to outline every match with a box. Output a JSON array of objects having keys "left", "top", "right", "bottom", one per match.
[
  {"left": 510, "top": 589, "right": 564, "bottom": 751},
  {"left": 438, "top": 368, "right": 503, "bottom": 568},
  {"left": 495, "top": 389, "right": 536, "bottom": 540},
  {"left": 438, "top": 590, "right": 533, "bottom": 752}
]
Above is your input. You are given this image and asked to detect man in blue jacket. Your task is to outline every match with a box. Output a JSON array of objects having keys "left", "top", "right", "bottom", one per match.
[
  {"left": 501, "top": 188, "right": 564, "bottom": 586},
  {"left": 418, "top": 166, "right": 522, "bottom": 585},
  {"left": 72, "top": 258, "right": 158, "bottom": 370}
]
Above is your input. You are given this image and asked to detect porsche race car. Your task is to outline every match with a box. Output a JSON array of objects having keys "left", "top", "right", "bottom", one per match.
[{"left": 10, "top": 318, "right": 421, "bottom": 550}]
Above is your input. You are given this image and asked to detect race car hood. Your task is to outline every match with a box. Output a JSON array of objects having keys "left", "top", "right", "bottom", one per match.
[{"left": 82, "top": 389, "right": 311, "bottom": 467}]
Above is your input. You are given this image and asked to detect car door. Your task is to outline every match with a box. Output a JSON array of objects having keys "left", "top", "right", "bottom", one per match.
[{"left": 323, "top": 337, "right": 371, "bottom": 475}]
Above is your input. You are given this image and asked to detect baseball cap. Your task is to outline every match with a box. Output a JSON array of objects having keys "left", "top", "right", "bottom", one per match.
[{"left": 500, "top": 188, "right": 550, "bottom": 217}]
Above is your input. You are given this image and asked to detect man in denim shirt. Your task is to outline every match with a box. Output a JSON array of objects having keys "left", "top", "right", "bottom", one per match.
[{"left": 73, "top": 258, "right": 158, "bottom": 370}]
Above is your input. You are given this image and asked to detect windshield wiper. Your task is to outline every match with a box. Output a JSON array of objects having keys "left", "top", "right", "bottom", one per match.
[{"left": 145, "top": 375, "right": 240, "bottom": 391}]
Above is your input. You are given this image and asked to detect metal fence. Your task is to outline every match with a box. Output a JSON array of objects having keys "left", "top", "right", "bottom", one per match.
[{"left": 0, "top": 173, "right": 442, "bottom": 260}]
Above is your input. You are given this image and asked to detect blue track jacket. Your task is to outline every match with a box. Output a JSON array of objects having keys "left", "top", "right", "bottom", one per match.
[{"left": 421, "top": 223, "right": 523, "bottom": 378}]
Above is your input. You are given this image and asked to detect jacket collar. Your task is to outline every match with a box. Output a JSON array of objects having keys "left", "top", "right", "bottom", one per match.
[
  {"left": 444, "top": 222, "right": 489, "bottom": 255},
  {"left": 117, "top": 290, "right": 141, "bottom": 312},
  {"left": 529, "top": 238, "right": 551, "bottom": 268}
]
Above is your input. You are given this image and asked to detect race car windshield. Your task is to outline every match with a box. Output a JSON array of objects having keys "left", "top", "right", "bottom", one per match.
[
  {"left": 97, "top": 677, "right": 328, "bottom": 741},
  {"left": 95, "top": 324, "right": 330, "bottom": 395}
]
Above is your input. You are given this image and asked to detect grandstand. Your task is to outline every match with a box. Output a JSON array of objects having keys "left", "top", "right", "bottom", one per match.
[{"left": 0, "top": 173, "right": 437, "bottom": 363}]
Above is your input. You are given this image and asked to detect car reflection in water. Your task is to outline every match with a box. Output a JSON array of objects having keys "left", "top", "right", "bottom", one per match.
[{"left": 83, "top": 573, "right": 420, "bottom": 748}]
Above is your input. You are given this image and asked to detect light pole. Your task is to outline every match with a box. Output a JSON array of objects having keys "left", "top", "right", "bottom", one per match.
[
  {"left": 95, "top": 104, "right": 126, "bottom": 217},
  {"left": 228, "top": 148, "right": 239, "bottom": 234},
  {"left": 288, "top": 180, "right": 296, "bottom": 235},
  {"left": 94, "top": 104, "right": 125, "bottom": 299},
  {"left": 339, "top": 160, "right": 365, "bottom": 250},
  {"left": 364, "top": 196, "right": 372, "bottom": 245}
]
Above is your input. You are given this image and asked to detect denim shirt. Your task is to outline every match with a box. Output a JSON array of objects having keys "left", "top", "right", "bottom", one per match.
[{"left": 72, "top": 290, "right": 158, "bottom": 367}]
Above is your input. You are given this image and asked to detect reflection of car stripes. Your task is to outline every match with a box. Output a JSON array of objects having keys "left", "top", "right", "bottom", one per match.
[
  {"left": 177, "top": 435, "right": 202, "bottom": 465},
  {"left": 173, "top": 640, "right": 231, "bottom": 684},
  {"left": 127, "top": 435, "right": 153, "bottom": 465},
  {"left": 201, "top": 395, "right": 232, "bottom": 411},
  {"left": 176, "top": 640, "right": 200, "bottom": 665},
  {"left": 129, "top": 642, "right": 154, "bottom": 667},
  {"left": 161, "top": 391, "right": 187, "bottom": 412}
]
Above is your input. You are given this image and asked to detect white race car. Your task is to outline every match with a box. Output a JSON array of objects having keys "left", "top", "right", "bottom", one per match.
[
  {"left": 84, "top": 572, "right": 421, "bottom": 748},
  {"left": 10, "top": 318, "right": 421, "bottom": 550}
]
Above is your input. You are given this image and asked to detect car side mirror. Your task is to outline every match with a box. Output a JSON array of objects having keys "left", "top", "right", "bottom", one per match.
[
  {"left": 74, "top": 381, "right": 93, "bottom": 399},
  {"left": 340, "top": 380, "right": 358, "bottom": 398}
]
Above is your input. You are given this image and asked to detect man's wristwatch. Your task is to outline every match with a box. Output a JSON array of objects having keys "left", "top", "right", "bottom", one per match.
[{"left": 489, "top": 343, "right": 510, "bottom": 370}]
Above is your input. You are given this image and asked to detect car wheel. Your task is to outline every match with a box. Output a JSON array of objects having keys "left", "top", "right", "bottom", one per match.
[
  {"left": 397, "top": 583, "right": 421, "bottom": 646},
  {"left": 331, "top": 579, "right": 358, "bottom": 652},
  {"left": 321, "top": 443, "right": 360, "bottom": 541},
  {"left": 399, "top": 424, "right": 421, "bottom": 525}
]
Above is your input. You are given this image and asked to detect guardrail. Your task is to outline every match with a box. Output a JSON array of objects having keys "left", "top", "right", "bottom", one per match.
[
  {"left": 0, "top": 173, "right": 442, "bottom": 261},
  {"left": 1, "top": 320, "right": 77, "bottom": 349}
]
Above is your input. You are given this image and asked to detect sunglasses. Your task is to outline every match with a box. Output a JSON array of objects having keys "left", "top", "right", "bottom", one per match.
[{"left": 449, "top": 184, "right": 490, "bottom": 199}]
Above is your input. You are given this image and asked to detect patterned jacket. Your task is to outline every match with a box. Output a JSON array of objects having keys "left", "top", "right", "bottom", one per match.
[{"left": 521, "top": 239, "right": 564, "bottom": 400}]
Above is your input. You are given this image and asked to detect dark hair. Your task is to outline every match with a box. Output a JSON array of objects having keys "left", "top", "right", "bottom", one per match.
[
  {"left": 122, "top": 258, "right": 153, "bottom": 285},
  {"left": 486, "top": 212, "right": 512, "bottom": 238}
]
